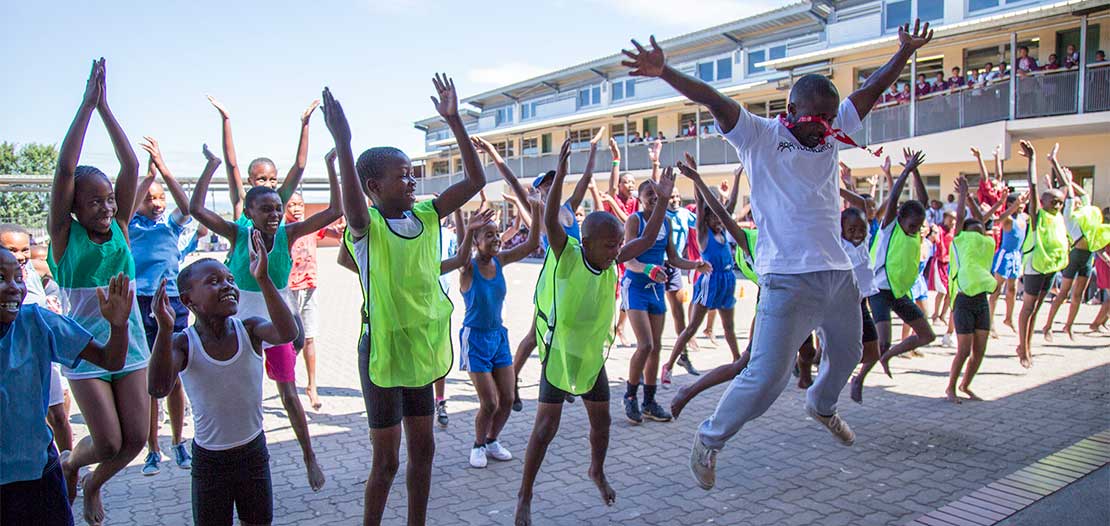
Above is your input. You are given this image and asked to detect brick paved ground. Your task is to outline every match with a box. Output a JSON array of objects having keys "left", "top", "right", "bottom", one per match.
[{"left": 71, "top": 247, "right": 1109, "bottom": 525}]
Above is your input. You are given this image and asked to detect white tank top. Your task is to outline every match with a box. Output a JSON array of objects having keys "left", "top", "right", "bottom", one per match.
[{"left": 179, "top": 318, "right": 264, "bottom": 451}]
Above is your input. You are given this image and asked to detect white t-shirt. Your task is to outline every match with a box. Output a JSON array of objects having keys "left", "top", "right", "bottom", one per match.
[
  {"left": 717, "top": 98, "right": 861, "bottom": 275},
  {"left": 871, "top": 222, "right": 896, "bottom": 291},
  {"left": 843, "top": 236, "right": 877, "bottom": 299}
]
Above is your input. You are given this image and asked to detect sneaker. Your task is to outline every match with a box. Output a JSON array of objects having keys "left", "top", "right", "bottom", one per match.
[
  {"left": 941, "top": 333, "right": 953, "bottom": 348},
  {"left": 141, "top": 451, "right": 162, "bottom": 476},
  {"left": 484, "top": 440, "right": 512, "bottom": 461},
  {"left": 512, "top": 383, "right": 523, "bottom": 412},
  {"left": 689, "top": 433, "right": 718, "bottom": 490},
  {"left": 469, "top": 446, "right": 487, "bottom": 468},
  {"left": 436, "top": 400, "right": 449, "bottom": 428},
  {"left": 641, "top": 401, "right": 673, "bottom": 422},
  {"left": 172, "top": 441, "right": 192, "bottom": 469},
  {"left": 676, "top": 354, "right": 700, "bottom": 376},
  {"left": 623, "top": 395, "right": 643, "bottom": 424},
  {"left": 805, "top": 405, "right": 855, "bottom": 446},
  {"left": 661, "top": 364, "right": 673, "bottom": 387}
]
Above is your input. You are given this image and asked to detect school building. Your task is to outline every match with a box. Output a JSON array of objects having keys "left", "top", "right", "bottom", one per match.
[{"left": 410, "top": 0, "right": 1110, "bottom": 214}]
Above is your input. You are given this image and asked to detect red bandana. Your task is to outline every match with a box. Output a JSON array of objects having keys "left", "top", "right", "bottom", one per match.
[{"left": 778, "top": 114, "right": 883, "bottom": 157}]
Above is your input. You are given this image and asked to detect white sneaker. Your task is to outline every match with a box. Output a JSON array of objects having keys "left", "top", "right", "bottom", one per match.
[
  {"left": 484, "top": 440, "right": 512, "bottom": 461},
  {"left": 806, "top": 405, "right": 855, "bottom": 446},
  {"left": 941, "top": 333, "right": 954, "bottom": 348},
  {"left": 469, "top": 446, "right": 488, "bottom": 468},
  {"left": 689, "top": 432, "right": 718, "bottom": 490}
]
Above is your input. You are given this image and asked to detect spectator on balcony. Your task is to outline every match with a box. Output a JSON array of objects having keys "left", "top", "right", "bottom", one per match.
[
  {"left": 926, "top": 200, "right": 945, "bottom": 226},
  {"left": 943, "top": 194, "right": 958, "bottom": 214},
  {"left": 643, "top": 132, "right": 654, "bottom": 142},
  {"left": 896, "top": 83, "right": 912, "bottom": 103},
  {"left": 933, "top": 72, "right": 949, "bottom": 91},
  {"left": 984, "top": 62, "right": 1001, "bottom": 83},
  {"left": 882, "top": 85, "right": 900, "bottom": 104},
  {"left": 701, "top": 125, "right": 713, "bottom": 136},
  {"left": 999, "top": 61, "right": 1010, "bottom": 78},
  {"left": 948, "top": 67, "right": 965, "bottom": 88},
  {"left": 629, "top": 131, "right": 643, "bottom": 143},
  {"left": 683, "top": 122, "right": 697, "bottom": 137},
  {"left": 1016, "top": 46, "right": 1039, "bottom": 75},
  {"left": 1096, "top": 50, "right": 1106, "bottom": 63},
  {"left": 915, "top": 74, "right": 932, "bottom": 97},
  {"left": 1064, "top": 44, "right": 1079, "bottom": 68},
  {"left": 1044, "top": 54, "right": 1061, "bottom": 71},
  {"left": 657, "top": 131, "right": 668, "bottom": 141}
]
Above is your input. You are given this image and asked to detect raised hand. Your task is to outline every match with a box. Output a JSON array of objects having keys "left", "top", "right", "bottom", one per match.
[
  {"left": 557, "top": 137, "right": 572, "bottom": 170},
  {"left": 249, "top": 230, "right": 269, "bottom": 282},
  {"left": 839, "top": 161, "right": 853, "bottom": 186},
  {"left": 151, "top": 279, "right": 176, "bottom": 330},
  {"left": 202, "top": 144, "right": 220, "bottom": 165},
  {"left": 82, "top": 58, "right": 104, "bottom": 109},
  {"left": 649, "top": 139, "right": 663, "bottom": 162},
  {"left": 656, "top": 166, "right": 676, "bottom": 198},
  {"left": 954, "top": 175, "right": 969, "bottom": 196},
  {"left": 608, "top": 138, "right": 620, "bottom": 161},
  {"left": 880, "top": 155, "right": 892, "bottom": 175},
  {"left": 321, "top": 87, "right": 351, "bottom": 144},
  {"left": 140, "top": 136, "right": 165, "bottom": 168},
  {"left": 903, "top": 149, "right": 926, "bottom": 172},
  {"left": 96, "top": 59, "right": 109, "bottom": 110},
  {"left": 302, "top": 99, "right": 321, "bottom": 126},
  {"left": 467, "top": 208, "right": 496, "bottom": 232},
  {"left": 969, "top": 146, "right": 981, "bottom": 159},
  {"left": 1017, "top": 140, "right": 1035, "bottom": 159},
  {"left": 1048, "top": 142, "right": 1059, "bottom": 161},
  {"left": 325, "top": 147, "right": 337, "bottom": 167},
  {"left": 621, "top": 35, "right": 666, "bottom": 77},
  {"left": 206, "top": 95, "right": 230, "bottom": 119},
  {"left": 590, "top": 127, "right": 606, "bottom": 148},
  {"left": 471, "top": 136, "right": 497, "bottom": 157},
  {"left": 96, "top": 272, "right": 133, "bottom": 328},
  {"left": 897, "top": 19, "right": 933, "bottom": 53},
  {"left": 430, "top": 73, "right": 458, "bottom": 119}
]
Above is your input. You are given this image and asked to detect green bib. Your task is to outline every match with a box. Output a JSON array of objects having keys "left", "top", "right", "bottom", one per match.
[
  {"left": 1073, "top": 205, "right": 1110, "bottom": 252},
  {"left": 535, "top": 237, "right": 617, "bottom": 395},
  {"left": 872, "top": 223, "right": 920, "bottom": 299},
  {"left": 733, "top": 229, "right": 759, "bottom": 283},
  {"left": 225, "top": 224, "right": 292, "bottom": 292},
  {"left": 361, "top": 200, "right": 453, "bottom": 388},
  {"left": 1023, "top": 210, "right": 1068, "bottom": 274},
  {"left": 950, "top": 232, "right": 997, "bottom": 302}
]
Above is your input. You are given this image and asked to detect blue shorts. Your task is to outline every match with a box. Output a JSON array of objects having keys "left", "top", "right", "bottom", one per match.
[
  {"left": 458, "top": 326, "right": 512, "bottom": 373},
  {"left": 911, "top": 263, "right": 929, "bottom": 302},
  {"left": 620, "top": 274, "right": 666, "bottom": 314},
  {"left": 693, "top": 272, "right": 736, "bottom": 310},
  {"left": 992, "top": 249, "right": 1021, "bottom": 280}
]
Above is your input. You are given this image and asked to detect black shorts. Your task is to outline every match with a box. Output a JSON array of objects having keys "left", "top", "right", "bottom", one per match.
[
  {"left": 1022, "top": 272, "right": 1057, "bottom": 296},
  {"left": 1062, "top": 247, "right": 1093, "bottom": 279},
  {"left": 191, "top": 433, "right": 272, "bottom": 526},
  {"left": 358, "top": 333, "right": 435, "bottom": 429},
  {"left": 861, "top": 299, "right": 878, "bottom": 344},
  {"left": 0, "top": 444, "right": 73, "bottom": 526},
  {"left": 953, "top": 293, "right": 991, "bottom": 334},
  {"left": 538, "top": 363, "right": 610, "bottom": 404},
  {"left": 663, "top": 264, "right": 683, "bottom": 293},
  {"left": 868, "top": 289, "right": 925, "bottom": 324}
]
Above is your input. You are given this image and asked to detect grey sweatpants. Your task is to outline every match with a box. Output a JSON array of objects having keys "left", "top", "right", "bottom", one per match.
[{"left": 698, "top": 270, "right": 862, "bottom": 449}]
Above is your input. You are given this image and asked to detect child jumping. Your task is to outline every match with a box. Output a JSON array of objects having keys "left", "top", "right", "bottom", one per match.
[
  {"left": 321, "top": 74, "right": 486, "bottom": 525},
  {"left": 514, "top": 142, "right": 675, "bottom": 526},
  {"left": 190, "top": 141, "right": 339, "bottom": 492},
  {"left": 147, "top": 233, "right": 299, "bottom": 526},
  {"left": 0, "top": 250, "right": 133, "bottom": 526}
]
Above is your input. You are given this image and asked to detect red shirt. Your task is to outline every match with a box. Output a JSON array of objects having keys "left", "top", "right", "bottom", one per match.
[
  {"left": 935, "top": 225, "right": 954, "bottom": 264},
  {"left": 977, "top": 179, "right": 1005, "bottom": 217},
  {"left": 605, "top": 192, "right": 639, "bottom": 217},
  {"left": 289, "top": 230, "right": 326, "bottom": 291}
]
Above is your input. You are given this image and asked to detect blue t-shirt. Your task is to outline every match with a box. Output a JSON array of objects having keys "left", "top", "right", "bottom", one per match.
[
  {"left": 667, "top": 208, "right": 696, "bottom": 255},
  {"left": 0, "top": 304, "right": 91, "bottom": 484},
  {"left": 129, "top": 212, "right": 188, "bottom": 296}
]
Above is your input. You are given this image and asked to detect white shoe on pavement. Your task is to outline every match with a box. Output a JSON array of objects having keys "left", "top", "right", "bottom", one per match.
[
  {"left": 690, "top": 432, "right": 718, "bottom": 490},
  {"left": 485, "top": 440, "right": 512, "bottom": 461},
  {"left": 469, "top": 446, "right": 488, "bottom": 468}
]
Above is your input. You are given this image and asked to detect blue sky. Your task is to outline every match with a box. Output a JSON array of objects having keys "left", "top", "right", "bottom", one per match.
[{"left": 1, "top": 0, "right": 790, "bottom": 186}]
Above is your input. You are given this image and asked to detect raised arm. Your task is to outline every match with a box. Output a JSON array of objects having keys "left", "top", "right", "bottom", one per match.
[
  {"left": 285, "top": 147, "right": 343, "bottom": 242},
  {"left": 621, "top": 36, "right": 741, "bottom": 133},
  {"left": 321, "top": 89, "right": 371, "bottom": 239},
  {"left": 277, "top": 100, "right": 320, "bottom": 203},
  {"left": 141, "top": 137, "right": 191, "bottom": 223},
  {"left": 50, "top": 60, "right": 103, "bottom": 252},
  {"left": 245, "top": 231, "right": 299, "bottom": 345},
  {"left": 904, "top": 148, "right": 928, "bottom": 207},
  {"left": 1019, "top": 140, "right": 1038, "bottom": 220},
  {"left": 724, "top": 165, "right": 743, "bottom": 213},
  {"left": 694, "top": 184, "right": 709, "bottom": 250},
  {"left": 502, "top": 192, "right": 532, "bottom": 228},
  {"left": 132, "top": 158, "right": 157, "bottom": 219},
  {"left": 544, "top": 140, "right": 573, "bottom": 257},
  {"left": 96, "top": 61, "right": 140, "bottom": 232},
  {"left": 474, "top": 136, "right": 530, "bottom": 208},
  {"left": 501, "top": 199, "right": 543, "bottom": 264},
  {"left": 442, "top": 209, "right": 490, "bottom": 275},
  {"left": 618, "top": 168, "right": 674, "bottom": 263},
  {"left": 648, "top": 139, "right": 662, "bottom": 183},
  {"left": 998, "top": 191, "right": 1030, "bottom": 222},
  {"left": 569, "top": 128, "right": 606, "bottom": 209},
  {"left": 881, "top": 150, "right": 925, "bottom": 227},
  {"left": 677, "top": 155, "right": 745, "bottom": 245},
  {"left": 431, "top": 74, "right": 485, "bottom": 218},
  {"left": 606, "top": 138, "right": 622, "bottom": 197},
  {"left": 206, "top": 95, "right": 245, "bottom": 219},
  {"left": 992, "top": 144, "right": 1004, "bottom": 183},
  {"left": 148, "top": 279, "right": 188, "bottom": 397},
  {"left": 188, "top": 145, "right": 237, "bottom": 242},
  {"left": 954, "top": 176, "right": 969, "bottom": 233},
  {"left": 848, "top": 19, "right": 933, "bottom": 119}
]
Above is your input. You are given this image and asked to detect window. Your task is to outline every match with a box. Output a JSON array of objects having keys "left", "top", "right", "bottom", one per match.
[
  {"left": 611, "top": 79, "right": 636, "bottom": 101},
  {"left": 492, "top": 140, "right": 514, "bottom": 158},
  {"left": 696, "top": 57, "right": 734, "bottom": 82},
  {"left": 521, "top": 138, "right": 538, "bottom": 156},
  {"left": 541, "top": 133, "right": 552, "bottom": 154},
  {"left": 432, "top": 160, "right": 450, "bottom": 177},
  {"left": 745, "top": 101, "right": 768, "bottom": 117},
  {"left": 577, "top": 85, "right": 602, "bottom": 109},
  {"left": 969, "top": 0, "right": 998, "bottom": 11},
  {"left": 494, "top": 106, "right": 513, "bottom": 126},
  {"left": 610, "top": 122, "right": 638, "bottom": 144},
  {"left": 641, "top": 116, "right": 658, "bottom": 138},
  {"left": 885, "top": 0, "right": 942, "bottom": 32},
  {"left": 521, "top": 101, "right": 538, "bottom": 120},
  {"left": 747, "top": 45, "right": 786, "bottom": 75},
  {"left": 568, "top": 128, "right": 601, "bottom": 150}
]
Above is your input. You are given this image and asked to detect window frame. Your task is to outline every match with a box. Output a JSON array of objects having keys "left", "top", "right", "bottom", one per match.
[
  {"left": 746, "top": 44, "right": 786, "bottom": 76},
  {"left": 883, "top": 0, "right": 945, "bottom": 33},
  {"left": 576, "top": 84, "right": 602, "bottom": 109}
]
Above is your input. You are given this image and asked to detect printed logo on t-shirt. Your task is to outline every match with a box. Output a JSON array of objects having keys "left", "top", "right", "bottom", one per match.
[{"left": 777, "top": 141, "right": 835, "bottom": 154}]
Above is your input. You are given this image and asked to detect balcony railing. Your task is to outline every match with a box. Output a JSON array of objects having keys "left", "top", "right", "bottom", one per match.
[
  {"left": 1085, "top": 62, "right": 1110, "bottom": 113},
  {"left": 1017, "top": 69, "right": 1079, "bottom": 118}
]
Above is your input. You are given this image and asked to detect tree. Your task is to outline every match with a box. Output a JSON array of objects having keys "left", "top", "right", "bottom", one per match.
[{"left": 0, "top": 141, "right": 57, "bottom": 232}]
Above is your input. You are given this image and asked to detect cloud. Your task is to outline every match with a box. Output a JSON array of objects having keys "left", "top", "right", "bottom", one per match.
[
  {"left": 598, "top": 0, "right": 795, "bottom": 30},
  {"left": 466, "top": 62, "right": 552, "bottom": 87}
]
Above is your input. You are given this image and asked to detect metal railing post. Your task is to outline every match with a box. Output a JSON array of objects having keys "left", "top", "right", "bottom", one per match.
[
  {"left": 909, "top": 54, "right": 917, "bottom": 137},
  {"left": 1009, "top": 32, "right": 1017, "bottom": 120},
  {"left": 1079, "top": 15, "right": 1088, "bottom": 114},
  {"left": 695, "top": 108, "right": 701, "bottom": 165}
]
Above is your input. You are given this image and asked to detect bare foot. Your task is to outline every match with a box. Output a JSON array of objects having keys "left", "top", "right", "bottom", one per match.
[
  {"left": 945, "top": 388, "right": 961, "bottom": 404},
  {"left": 1043, "top": 327, "right": 1054, "bottom": 342},
  {"left": 307, "top": 385, "right": 323, "bottom": 411},
  {"left": 589, "top": 468, "right": 617, "bottom": 506},
  {"left": 82, "top": 476, "right": 105, "bottom": 526},
  {"left": 61, "top": 453, "right": 78, "bottom": 506},
  {"left": 1003, "top": 319, "right": 1016, "bottom": 333},
  {"left": 671, "top": 385, "right": 693, "bottom": 420},
  {"left": 515, "top": 496, "right": 533, "bottom": 526},
  {"left": 1090, "top": 323, "right": 1106, "bottom": 334},
  {"left": 850, "top": 376, "right": 864, "bottom": 404},
  {"left": 1019, "top": 356, "right": 1032, "bottom": 369},
  {"left": 959, "top": 385, "right": 982, "bottom": 401},
  {"left": 990, "top": 329, "right": 999, "bottom": 340},
  {"left": 1062, "top": 324, "right": 1075, "bottom": 341},
  {"left": 306, "top": 457, "right": 326, "bottom": 491},
  {"left": 687, "top": 338, "right": 702, "bottom": 353}
]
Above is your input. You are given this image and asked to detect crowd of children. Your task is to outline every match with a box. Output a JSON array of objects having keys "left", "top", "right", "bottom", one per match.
[{"left": 3, "top": 20, "right": 1108, "bottom": 525}]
